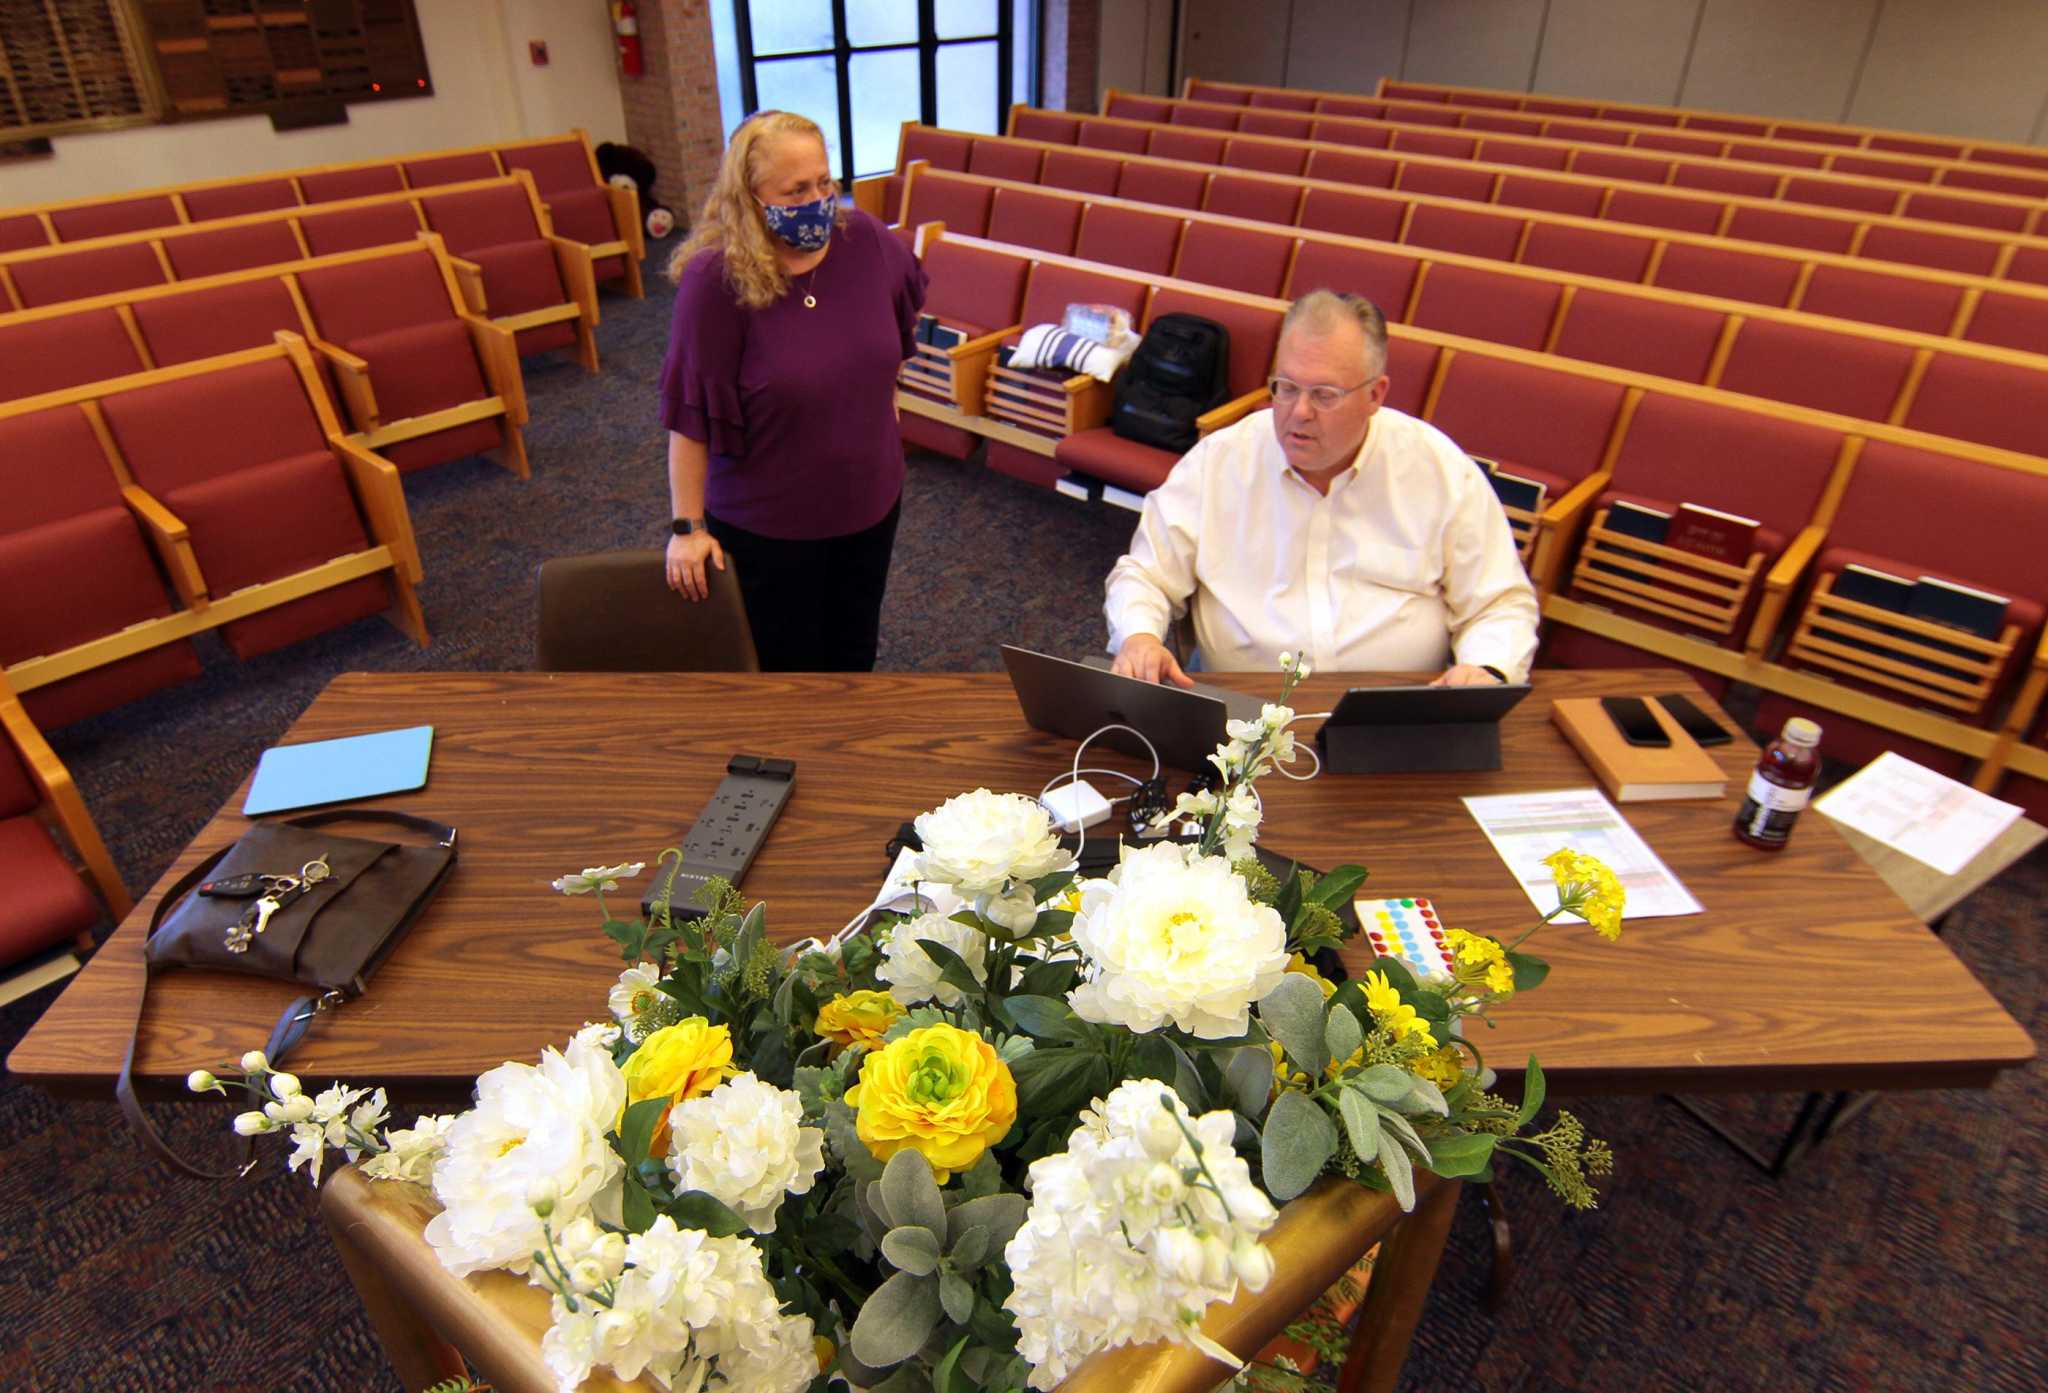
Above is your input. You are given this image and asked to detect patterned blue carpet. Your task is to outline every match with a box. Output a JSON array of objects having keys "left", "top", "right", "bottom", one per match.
[{"left": 1, "top": 256, "right": 2039, "bottom": 1392}]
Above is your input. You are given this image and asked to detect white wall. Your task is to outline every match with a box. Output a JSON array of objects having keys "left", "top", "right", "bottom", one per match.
[
  {"left": 1171, "top": 0, "right": 2048, "bottom": 145},
  {"left": 1, "top": 0, "right": 627, "bottom": 207}
]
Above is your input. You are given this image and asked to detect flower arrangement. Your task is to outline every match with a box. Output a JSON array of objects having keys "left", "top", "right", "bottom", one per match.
[{"left": 201, "top": 659, "right": 1618, "bottom": 1393}]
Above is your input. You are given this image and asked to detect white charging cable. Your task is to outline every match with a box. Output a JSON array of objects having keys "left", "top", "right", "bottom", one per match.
[{"left": 1042, "top": 723, "right": 1161, "bottom": 866}]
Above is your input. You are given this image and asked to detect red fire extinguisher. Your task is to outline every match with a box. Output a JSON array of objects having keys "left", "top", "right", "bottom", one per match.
[{"left": 615, "top": 0, "right": 643, "bottom": 78}]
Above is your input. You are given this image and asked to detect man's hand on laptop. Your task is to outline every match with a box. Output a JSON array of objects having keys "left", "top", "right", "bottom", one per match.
[
  {"left": 1113, "top": 634, "right": 1196, "bottom": 688},
  {"left": 1431, "top": 664, "right": 1505, "bottom": 687}
]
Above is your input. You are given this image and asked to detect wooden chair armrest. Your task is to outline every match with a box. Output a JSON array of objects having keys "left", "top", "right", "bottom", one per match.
[
  {"left": 602, "top": 180, "right": 646, "bottom": 261},
  {"left": 460, "top": 313, "right": 528, "bottom": 425},
  {"left": 312, "top": 337, "right": 380, "bottom": 430},
  {"left": 120, "top": 485, "right": 206, "bottom": 606},
  {"left": 329, "top": 436, "right": 425, "bottom": 584},
  {"left": 947, "top": 326, "right": 1019, "bottom": 360},
  {"left": 1531, "top": 470, "right": 1611, "bottom": 596},
  {"left": 447, "top": 256, "right": 488, "bottom": 314},
  {"left": 1540, "top": 470, "right": 1610, "bottom": 527},
  {"left": 1745, "top": 525, "right": 1828, "bottom": 655},
  {"left": 851, "top": 174, "right": 893, "bottom": 220},
  {"left": 1068, "top": 378, "right": 1116, "bottom": 433},
  {"left": 1199, "top": 389, "right": 1270, "bottom": 435},
  {"left": 546, "top": 235, "right": 601, "bottom": 326},
  {"left": 0, "top": 694, "right": 131, "bottom": 919}
]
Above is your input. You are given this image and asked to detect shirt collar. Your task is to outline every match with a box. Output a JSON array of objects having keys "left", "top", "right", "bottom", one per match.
[{"left": 1271, "top": 409, "right": 1382, "bottom": 491}]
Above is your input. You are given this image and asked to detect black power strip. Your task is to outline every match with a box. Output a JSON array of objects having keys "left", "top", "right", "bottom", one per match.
[{"left": 641, "top": 755, "right": 795, "bottom": 920}]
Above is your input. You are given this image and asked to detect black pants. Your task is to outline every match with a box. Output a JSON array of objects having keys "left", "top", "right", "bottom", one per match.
[{"left": 707, "top": 498, "right": 901, "bottom": 672}]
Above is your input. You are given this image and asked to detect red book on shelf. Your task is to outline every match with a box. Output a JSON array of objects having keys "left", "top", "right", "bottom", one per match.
[{"left": 1665, "top": 502, "right": 1759, "bottom": 566}]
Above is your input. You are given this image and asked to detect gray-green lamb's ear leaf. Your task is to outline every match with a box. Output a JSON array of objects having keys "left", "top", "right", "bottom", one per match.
[
  {"left": 879, "top": 1149, "right": 947, "bottom": 1237},
  {"left": 1224, "top": 1045, "right": 1275, "bottom": 1116},
  {"left": 851, "top": 1269, "right": 944, "bottom": 1369},
  {"left": 1324, "top": 1002, "right": 1362, "bottom": 1066},
  {"left": 1356, "top": 1063, "right": 1415, "bottom": 1105},
  {"left": 1257, "top": 972, "right": 1328, "bottom": 1077},
  {"left": 946, "top": 1192, "right": 1027, "bottom": 1253},
  {"left": 1261, "top": 1088, "right": 1337, "bottom": 1200},
  {"left": 1376, "top": 1128, "right": 1416, "bottom": 1212},
  {"left": 1338, "top": 1084, "right": 1380, "bottom": 1162},
  {"left": 881, "top": 1225, "right": 942, "bottom": 1276},
  {"left": 1375, "top": 1105, "right": 1432, "bottom": 1165},
  {"left": 1404, "top": 1075, "right": 1450, "bottom": 1117},
  {"left": 947, "top": 1222, "right": 991, "bottom": 1270},
  {"left": 939, "top": 1269, "right": 975, "bottom": 1326}
]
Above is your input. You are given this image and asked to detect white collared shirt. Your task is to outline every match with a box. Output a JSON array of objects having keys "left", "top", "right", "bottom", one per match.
[{"left": 1104, "top": 407, "right": 1540, "bottom": 680}]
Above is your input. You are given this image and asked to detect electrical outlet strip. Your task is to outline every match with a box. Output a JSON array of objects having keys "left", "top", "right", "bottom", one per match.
[{"left": 641, "top": 754, "right": 795, "bottom": 920}]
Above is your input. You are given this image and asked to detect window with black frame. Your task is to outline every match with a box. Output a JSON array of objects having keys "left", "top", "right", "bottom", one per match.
[{"left": 725, "top": 1, "right": 1037, "bottom": 181}]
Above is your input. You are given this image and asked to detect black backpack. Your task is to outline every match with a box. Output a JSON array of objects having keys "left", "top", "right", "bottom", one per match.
[{"left": 1110, "top": 313, "right": 1232, "bottom": 453}]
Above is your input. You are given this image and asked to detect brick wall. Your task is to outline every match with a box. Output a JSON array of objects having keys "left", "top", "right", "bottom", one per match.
[{"left": 617, "top": 0, "right": 727, "bottom": 235}]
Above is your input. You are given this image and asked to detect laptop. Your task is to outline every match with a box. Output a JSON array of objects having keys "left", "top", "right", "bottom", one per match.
[{"left": 1000, "top": 645, "right": 1263, "bottom": 770}]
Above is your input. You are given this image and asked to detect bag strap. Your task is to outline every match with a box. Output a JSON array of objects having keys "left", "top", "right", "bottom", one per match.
[{"left": 115, "top": 808, "right": 455, "bottom": 1179}]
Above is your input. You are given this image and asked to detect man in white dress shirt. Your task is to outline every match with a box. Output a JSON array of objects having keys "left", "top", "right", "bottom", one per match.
[{"left": 1106, "top": 290, "right": 1539, "bottom": 687}]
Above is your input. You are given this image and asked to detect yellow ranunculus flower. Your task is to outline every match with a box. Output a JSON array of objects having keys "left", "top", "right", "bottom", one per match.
[
  {"left": 814, "top": 990, "right": 905, "bottom": 1051},
  {"left": 1285, "top": 951, "right": 1338, "bottom": 999},
  {"left": 845, "top": 1023, "right": 1017, "bottom": 1182},
  {"left": 1443, "top": 929, "right": 1516, "bottom": 998},
  {"left": 1543, "top": 849, "right": 1625, "bottom": 941},
  {"left": 1363, "top": 969, "right": 1438, "bottom": 1050},
  {"left": 620, "top": 1016, "right": 735, "bottom": 1158}
]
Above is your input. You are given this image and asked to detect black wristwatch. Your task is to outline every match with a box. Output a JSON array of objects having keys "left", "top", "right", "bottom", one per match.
[
  {"left": 1479, "top": 665, "right": 1508, "bottom": 684},
  {"left": 671, "top": 516, "right": 706, "bottom": 536}
]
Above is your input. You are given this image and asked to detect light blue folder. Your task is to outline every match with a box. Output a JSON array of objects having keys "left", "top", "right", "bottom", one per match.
[{"left": 242, "top": 725, "right": 436, "bottom": 816}]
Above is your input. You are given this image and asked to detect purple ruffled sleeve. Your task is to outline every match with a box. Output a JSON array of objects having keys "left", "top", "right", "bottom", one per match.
[
  {"left": 658, "top": 249, "right": 748, "bottom": 457},
  {"left": 878, "top": 219, "right": 929, "bottom": 361}
]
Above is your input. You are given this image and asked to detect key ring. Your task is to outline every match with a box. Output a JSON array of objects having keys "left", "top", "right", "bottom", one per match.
[{"left": 300, "top": 854, "right": 333, "bottom": 885}]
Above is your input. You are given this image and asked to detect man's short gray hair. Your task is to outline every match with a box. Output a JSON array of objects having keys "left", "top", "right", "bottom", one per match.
[{"left": 1280, "top": 289, "right": 1389, "bottom": 379}]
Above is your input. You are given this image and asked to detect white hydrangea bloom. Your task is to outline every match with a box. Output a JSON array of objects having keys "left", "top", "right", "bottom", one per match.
[
  {"left": 362, "top": 1113, "right": 457, "bottom": 1187},
  {"left": 425, "top": 1030, "right": 627, "bottom": 1277},
  {"left": 877, "top": 909, "right": 990, "bottom": 1008},
  {"left": 1066, "top": 842, "right": 1289, "bottom": 1039},
  {"left": 1004, "top": 1081, "right": 1279, "bottom": 1389},
  {"left": 913, "top": 788, "right": 1070, "bottom": 896},
  {"left": 665, "top": 1073, "right": 826, "bottom": 1233}
]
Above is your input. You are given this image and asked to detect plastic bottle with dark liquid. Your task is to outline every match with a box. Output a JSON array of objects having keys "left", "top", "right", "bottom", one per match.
[{"left": 1733, "top": 717, "right": 1821, "bottom": 850}]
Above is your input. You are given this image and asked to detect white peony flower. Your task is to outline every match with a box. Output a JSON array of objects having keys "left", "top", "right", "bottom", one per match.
[
  {"left": 425, "top": 1029, "right": 627, "bottom": 1277},
  {"left": 913, "top": 788, "right": 1070, "bottom": 897},
  {"left": 1004, "top": 1081, "right": 1279, "bottom": 1390},
  {"left": 552, "top": 862, "right": 645, "bottom": 895},
  {"left": 877, "top": 910, "right": 989, "bottom": 1008},
  {"left": 665, "top": 1073, "right": 826, "bottom": 1233},
  {"left": 362, "top": 1113, "right": 456, "bottom": 1187},
  {"left": 1066, "top": 842, "right": 1289, "bottom": 1039}
]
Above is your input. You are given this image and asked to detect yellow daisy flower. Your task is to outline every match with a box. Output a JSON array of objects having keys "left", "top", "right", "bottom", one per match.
[
  {"left": 1285, "top": 951, "right": 1338, "bottom": 999},
  {"left": 1363, "top": 969, "right": 1437, "bottom": 1050}
]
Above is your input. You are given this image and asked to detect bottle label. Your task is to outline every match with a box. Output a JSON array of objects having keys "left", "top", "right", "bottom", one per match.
[{"left": 1743, "top": 771, "right": 1811, "bottom": 812}]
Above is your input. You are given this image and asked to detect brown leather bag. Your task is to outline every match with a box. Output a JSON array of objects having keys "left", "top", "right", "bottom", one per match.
[{"left": 118, "top": 809, "right": 457, "bottom": 1178}]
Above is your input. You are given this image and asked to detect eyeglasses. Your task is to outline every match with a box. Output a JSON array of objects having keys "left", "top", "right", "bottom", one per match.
[{"left": 1268, "top": 376, "right": 1372, "bottom": 410}]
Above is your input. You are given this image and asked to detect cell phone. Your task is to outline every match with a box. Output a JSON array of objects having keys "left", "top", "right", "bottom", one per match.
[
  {"left": 1600, "top": 696, "right": 1671, "bottom": 748},
  {"left": 1654, "top": 693, "right": 1733, "bottom": 746}
]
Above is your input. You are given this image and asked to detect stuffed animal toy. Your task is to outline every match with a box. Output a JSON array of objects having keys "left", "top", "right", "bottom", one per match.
[{"left": 595, "top": 141, "right": 677, "bottom": 239}]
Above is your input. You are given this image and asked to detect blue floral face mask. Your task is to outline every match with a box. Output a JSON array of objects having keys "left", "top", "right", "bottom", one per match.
[{"left": 760, "top": 194, "right": 836, "bottom": 251}]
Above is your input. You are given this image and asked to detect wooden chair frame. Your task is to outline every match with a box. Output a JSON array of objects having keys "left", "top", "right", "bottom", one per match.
[
  {"left": 0, "top": 671, "right": 132, "bottom": 928},
  {"left": 1184, "top": 76, "right": 2048, "bottom": 196},
  {"left": 0, "top": 332, "right": 429, "bottom": 705},
  {"left": 1786, "top": 574, "right": 2020, "bottom": 718},
  {"left": 878, "top": 162, "right": 2048, "bottom": 463},
  {"left": 442, "top": 169, "right": 602, "bottom": 375},
  {"left": 1127, "top": 90, "right": 2048, "bottom": 234},
  {"left": 905, "top": 121, "right": 2048, "bottom": 349},
  {"left": 1567, "top": 507, "right": 1767, "bottom": 636},
  {"left": 0, "top": 236, "right": 532, "bottom": 481},
  {"left": 1059, "top": 103, "right": 2048, "bottom": 275}
]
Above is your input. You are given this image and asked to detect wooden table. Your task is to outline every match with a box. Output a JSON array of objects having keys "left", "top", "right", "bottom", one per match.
[{"left": 10, "top": 669, "right": 2033, "bottom": 1100}]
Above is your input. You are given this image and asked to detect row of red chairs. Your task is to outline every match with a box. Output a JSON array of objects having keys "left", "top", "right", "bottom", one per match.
[
  {"left": 886, "top": 163, "right": 2048, "bottom": 463},
  {"left": 0, "top": 677, "right": 128, "bottom": 978}
]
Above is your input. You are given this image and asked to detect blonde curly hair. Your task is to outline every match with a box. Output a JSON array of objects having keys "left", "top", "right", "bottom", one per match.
[{"left": 669, "top": 110, "right": 846, "bottom": 309}]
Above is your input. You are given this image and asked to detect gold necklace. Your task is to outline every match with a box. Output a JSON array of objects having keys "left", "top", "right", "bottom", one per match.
[{"left": 797, "top": 263, "right": 821, "bottom": 309}]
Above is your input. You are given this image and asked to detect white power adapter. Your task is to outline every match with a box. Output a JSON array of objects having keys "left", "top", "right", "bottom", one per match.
[{"left": 1040, "top": 779, "right": 1113, "bottom": 834}]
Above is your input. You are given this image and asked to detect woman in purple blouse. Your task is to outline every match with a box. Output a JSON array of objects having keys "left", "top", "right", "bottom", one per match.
[{"left": 658, "top": 109, "right": 928, "bottom": 671}]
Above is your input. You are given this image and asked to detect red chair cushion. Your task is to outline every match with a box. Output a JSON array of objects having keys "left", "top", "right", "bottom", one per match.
[
  {"left": 1011, "top": 111, "right": 1080, "bottom": 144},
  {"left": 343, "top": 318, "right": 494, "bottom": 437},
  {"left": 921, "top": 241, "right": 1030, "bottom": 337},
  {"left": 0, "top": 406, "right": 129, "bottom": 527},
  {"left": 1961, "top": 290, "right": 2048, "bottom": 355},
  {"left": 1055, "top": 427, "right": 1179, "bottom": 493},
  {"left": 986, "top": 189, "right": 1082, "bottom": 256},
  {"left": 1040, "top": 151, "right": 1120, "bottom": 196},
  {"left": 1410, "top": 265, "right": 1562, "bottom": 350},
  {"left": 131, "top": 278, "right": 304, "bottom": 367},
  {"left": 1521, "top": 223, "right": 1655, "bottom": 282},
  {"left": 0, "top": 814, "right": 103, "bottom": 961},
  {"left": 968, "top": 139, "right": 1043, "bottom": 183},
  {"left": 1115, "top": 162, "right": 1207, "bottom": 211},
  {"left": 1201, "top": 174, "right": 1300, "bottom": 225},
  {"left": 298, "top": 202, "right": 426, "bottom": 257},
  {"left": 104, "top": 358, "right": 328, "bottom": 496},
  {"left": 1799, "top": 264, "right": 1962, "bottom": 336},
  {"left": 539, "top": 185, "right": 620, "bottom": 247},
  {"left": 297, "top": 251, "right": 455, "bottom": 342},
  {"left": 10, "top": 244, "right": 167, "bottom": 309},
  {"left": 0, "top": 736, "right": 32, "bottom": 819},
  {"left": 1074, "top": 205, "right": 1182, "bottom": 276},
  {"left": 163, "top": 221, "right": 304, "bottom": 280},
  {"left": 0, "top": 214, "right": 49, "bottom": 252},
  {"left": 1428, "top": 354, "right": 1625, "bottom": 491},
  {"left": 498, "top": 141, "right": 594, "bottom": 194},
  {"left": 404, "top": 152, "right": 502, "bottom": 190},
  {"left": 470, "top": 240, "right": 571, "bottom": 317},
  {"left": 1716, "top": 320, "right": 1917, "bottom": 421},
  {"left": 1173, "top": 223, "right": 1291, "bottom": 298},
  {"left": 1651, "top": 242, "right": 1801, "bottom": 307},
  {"left": 1857, "top": 224, "right": 2000, "bottom": 278},
  {"left": 901, "top": 176, "right": 994, "bottom": 238},
  {"left": 0, "top": 310, "right": 146, "bottom": 405},
  {"left": 902, "top": 128, "right": 973, "bottom": 170},
  {"left": 422, "top": 185, "right": 544, "bottom": 256},
  {"left": 49, "top": 197, "right": 180, "bottom": 241},
  {"left": 299, "top": 166, "right": 405, "bottom": 203},
  {"left": 1403, "top": 204, "right": 1523, "bottom": 261},
  {"left": 1551, "top": 290, "right": 1722, "bottom": 384},
  {"left": 181, "top": 180, "right": 300, "bottom": 222},
  {"left": 1284, "top": 243, "right": 1418, "bottom": 321}
]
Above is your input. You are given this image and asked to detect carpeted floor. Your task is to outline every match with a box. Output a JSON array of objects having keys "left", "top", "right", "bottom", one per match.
[{"left": 2, "top": 259, "right": 2040, "bottom": 1393}]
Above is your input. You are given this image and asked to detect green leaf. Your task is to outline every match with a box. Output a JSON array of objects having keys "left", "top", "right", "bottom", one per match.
[
  {"left": 1355, "top": 1063, "right": 1414, "bottom": 1105},
  {"left": 1258, "top": 972, "right": 1328, "bottom": 1077},
  {"left": 948, "top": 1222, "right": 991, "bottom": 1270},
  {"left": 1009, "top": 1046, "right": 1108, "bottom": 1116},
  {"left": 1424, "top": 1131, "right": 1498, "bottom": 1179},
  {"left": 939, "top": 1269, "right": 975, "bottom": 1326},
  {"left": 621, "top": 1172, "right": 657, "bottom": 1231},
  {"left": 1375, "top": 1105, "right": 1432, "bottom": 1165},
  {"left": 1366, "top": 955, "right": 1421, "bottom": 997},
  {"left": 1028, "top": 868, "right": 1078, "bottom": 902},
  {"left": 1015, "top": 957, "right": 1079, "bottom": 998},
  {"left": 1260, "top": 1088, "right": 1337, "bottom": 1201},
  {"left": 915, "top": 939, "right": 988, "bottom": 1002},
  {"left": 881, "top": 1225, "right": 942, "bottom": 1276},
  {"left": 1168, "top": 1038, "right": 1207, "bottom": 1114},
  {"left": 1506, "top": 950, "right": 1550, "bottom": 992},
  {"left": 1025, "top": 909, "right": 1075, "bottom": 940},
  {"left": 1324, "top": 1001, "right": 1362, "bottom": 1066},
  {"left": 952, "top": 1152, "right": 1002, "bottom": 1202},
  {"left": 616, "top": 1096, "right": 670, "bottom": 1168},
  {"left": 602, "top": 917, "right": 648, "bottom": 961},
  {"left": 824, "top": 1101, "right": 884, "bottom": 1183},
  {"left": 1338, "top": 1085, "right": 1380, "bottom": 1162},
  {"left": 1404, "top": 1076, "right": 1450, "bottom": 1118},
  {"left": 1307, "top": 864, "right": 1368, "bottom": 910},
  {"left": 1129, "top": 1033, "right": 1177, "bottom": 1086},
  {"left": 664, "top": 1189, "right": 749, "bottom": 1237},
  {"left": 1376, "top": 1128, "right": 1416, "bottom": 1212},
  {"left": 1516, "top": 1057, "right": 1547, "bottom": 1128},
  {"left": 947, "top": 1193, "right": 1028, "bottom": 1253},
  {"left": 1223, "top": 1046, "right": 1274, "bottom": 1116},
  {"left": 851, "top": 1269, "right": 943, "bottom": 1369},
  {"left": 1000, "top": 995, "right": 1094, "bottom": 1044},
  {"left": 878, "top": 1150, "right": 947, "bottom": 1238},
  {"left": 1273, "top": 861, "right": 1305, "bottom": 925},
  {"left": 933, "top": 1335, "right": 972, "bottom": 1393},
  {"left": 864, "top": 1364, "right": 932, "bottom": 1393}
]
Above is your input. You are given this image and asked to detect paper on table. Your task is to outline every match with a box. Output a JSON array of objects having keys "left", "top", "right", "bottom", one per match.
[
  {"left": 1463, "top": 787, "right": 1703, "bottom": 921},
  {"left": 1814, "top": 751, "right": 2024, "bottom": 877}
]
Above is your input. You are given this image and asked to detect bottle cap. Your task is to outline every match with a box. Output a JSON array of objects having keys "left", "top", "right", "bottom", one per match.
[{"left": 1781, "top": 717, "right": 1822, "bottom": 747}]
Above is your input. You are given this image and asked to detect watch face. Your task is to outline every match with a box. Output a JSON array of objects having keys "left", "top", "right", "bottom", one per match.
[{"left": 672, "top": 518, "right": 698, "bottom": 536}]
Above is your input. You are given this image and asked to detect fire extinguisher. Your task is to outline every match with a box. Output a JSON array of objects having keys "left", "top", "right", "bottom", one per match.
[{"left": 615, "top": 0, "right": 643, "bottom": 78}]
